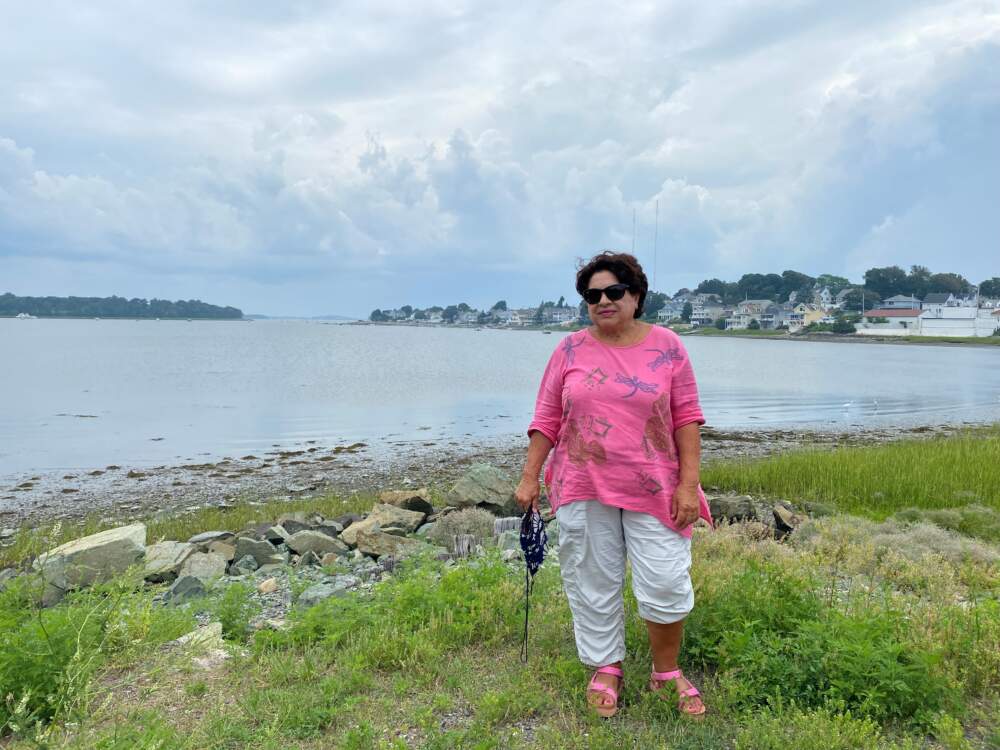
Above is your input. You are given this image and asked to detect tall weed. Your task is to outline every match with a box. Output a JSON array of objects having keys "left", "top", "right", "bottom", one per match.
[
  {"left": 686, "top": 560, "right": 951, "bottom": 725},
  {"left": 0, "top": 574, "right": 193, "bottom": 736}
]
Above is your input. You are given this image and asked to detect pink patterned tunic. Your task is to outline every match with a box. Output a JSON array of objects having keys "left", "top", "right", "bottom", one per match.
[{"left": 527, "top": 325, "right": 712, "bottom": 537}]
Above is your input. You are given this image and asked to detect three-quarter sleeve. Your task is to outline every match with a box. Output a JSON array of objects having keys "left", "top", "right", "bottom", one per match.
[
  {"left": 527, "top": 345, "right": 566, "bottom": 445},
  {"left": 669, "top": 337, "right": 705, "bottom": 431}
]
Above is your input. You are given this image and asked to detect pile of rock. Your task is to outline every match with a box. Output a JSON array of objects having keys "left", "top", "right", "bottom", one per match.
[{"left": 23, "top": 464, "right": 529, "bottom": 609}]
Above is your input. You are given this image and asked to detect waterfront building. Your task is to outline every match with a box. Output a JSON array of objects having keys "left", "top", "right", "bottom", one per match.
[
  {"left": 787, "top": 303, "right": 825, "bottom": 333},
  {"left": 727, "top": 299, "right": 773, "bottom": 329},
  {"left": 879, "top": 294, "right": 923, "bottom": 310}
]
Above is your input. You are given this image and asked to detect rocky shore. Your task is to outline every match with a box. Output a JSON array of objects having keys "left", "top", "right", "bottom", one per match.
[
  {"left": 0, "top": 424, "right": 959, "bottom": 532},
  {"left": 7, "top": 462, "right": 803, "bottom": 628}
]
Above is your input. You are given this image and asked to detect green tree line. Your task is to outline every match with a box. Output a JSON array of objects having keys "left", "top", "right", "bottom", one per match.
[
  {"left": 691, "top": 267, "right": 999, "bottom": 305},
  {"left": 0, "top": 293, "right": 243, "bottom": 319}
]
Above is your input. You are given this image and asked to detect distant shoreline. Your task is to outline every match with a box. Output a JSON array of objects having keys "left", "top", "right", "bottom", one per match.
[
  {"left": 352, "top": 319, "right": 1000, "bottom": 347},
  {"left": 684, "top": 329, "right": 1000, "bottom": 348},
  {"left": 1, "top": 315, "right": 246, "bottom": 321}
]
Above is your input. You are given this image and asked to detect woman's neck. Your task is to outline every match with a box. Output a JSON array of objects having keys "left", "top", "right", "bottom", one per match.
[{"left": 590, "top": 319, "right": 648, "bottom": 345}]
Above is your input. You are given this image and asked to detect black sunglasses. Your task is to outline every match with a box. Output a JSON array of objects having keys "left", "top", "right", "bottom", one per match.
[{"left": 583, "top": 283, "right": 630, "bottom": 305}]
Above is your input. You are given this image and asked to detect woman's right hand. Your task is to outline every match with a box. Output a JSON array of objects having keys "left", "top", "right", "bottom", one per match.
[{"left": 515, "top": 476, "right": 541, "bottom": 512}]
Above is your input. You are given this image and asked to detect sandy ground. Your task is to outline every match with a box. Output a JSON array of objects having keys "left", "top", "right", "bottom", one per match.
[{"left": 0, "top": 424, "right": 960, "bottom": 531}]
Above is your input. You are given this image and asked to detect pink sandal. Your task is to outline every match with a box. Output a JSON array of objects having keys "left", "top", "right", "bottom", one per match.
[
  {"left": 649, "top": 668, "right": 705, "bottom": 717},
  {"left": 587, "top": 665, "right": 623, "bottom": 718}
]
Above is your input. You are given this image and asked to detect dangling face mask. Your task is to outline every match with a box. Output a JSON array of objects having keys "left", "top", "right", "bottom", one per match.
[{"left": 519, "top": 509, "right": 548, "bottom": 662}]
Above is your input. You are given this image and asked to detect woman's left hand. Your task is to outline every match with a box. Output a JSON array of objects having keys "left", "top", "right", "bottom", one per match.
[{"left": 671, "top": 483, "right": 701, "bottom": 529}]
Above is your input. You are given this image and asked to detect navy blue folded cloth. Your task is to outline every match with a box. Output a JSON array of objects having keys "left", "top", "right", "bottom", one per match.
[{"left": 519, "top": 509, "right": 548, "bottom": 662}]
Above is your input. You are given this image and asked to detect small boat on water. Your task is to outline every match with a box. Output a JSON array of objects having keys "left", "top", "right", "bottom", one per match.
[{"left": 15, "top": 312, "right": 36, "bottom": 319}]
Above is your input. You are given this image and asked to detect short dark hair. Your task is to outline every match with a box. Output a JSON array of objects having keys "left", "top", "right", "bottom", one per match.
[{"left": 576, "top": 251, "right": 648, "bottom": 318}]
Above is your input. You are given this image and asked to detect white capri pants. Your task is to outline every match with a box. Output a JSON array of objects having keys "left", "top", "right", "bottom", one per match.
[{"left": 557, "top": 500, "right": 694, "bottom": 668}]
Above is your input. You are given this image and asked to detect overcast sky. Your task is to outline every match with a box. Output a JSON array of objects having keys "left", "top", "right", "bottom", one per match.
[{"left": 2, "top": 2, "right": 998, "bottom": 317}]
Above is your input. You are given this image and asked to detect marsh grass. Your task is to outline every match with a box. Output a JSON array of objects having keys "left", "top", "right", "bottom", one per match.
[{"left": 701, "top": 425, "right": 1000, "bottom": 518}]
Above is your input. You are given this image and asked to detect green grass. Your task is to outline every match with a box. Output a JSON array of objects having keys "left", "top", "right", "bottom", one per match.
[
  {"left": 4, "top": 431, "right": 1000, "bottom": 746},
  {"left": 702, "top": 425, "right": 1000, "bottom": 519},
  {"left": 6, "top": 516, "right": 999, "bottom": 749}
]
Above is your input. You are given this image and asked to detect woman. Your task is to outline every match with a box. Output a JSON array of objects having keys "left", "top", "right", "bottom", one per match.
[{"left": 515, "top": 251, "right": 711, "bottom": 718}]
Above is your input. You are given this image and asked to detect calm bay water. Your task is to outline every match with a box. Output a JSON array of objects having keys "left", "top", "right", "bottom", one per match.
[{"left": 1, "top": 319, "right": 998, "bottom": 477}]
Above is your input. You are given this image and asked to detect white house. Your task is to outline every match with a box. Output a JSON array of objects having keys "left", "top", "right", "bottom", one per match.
[
  {"left": 880, "top": 295, "right": 922, "bottom": 310},
  {"left": 493, "top": 309, "right": 514, "bottom": 325},
  {"left": 690, "top": 302, "right": 725, "bottom": 328},
  {"left": 542, "top": 306, "right": 577, "bottom": 324},
  {"left": 814, "top": 287, "right": 833, "bottom": 308},
  {"left": 727, "top": 299, "right": 773, "bottom": 329},
  {"left": 857, "top": 309, "right": 923, "bottom": 334}
]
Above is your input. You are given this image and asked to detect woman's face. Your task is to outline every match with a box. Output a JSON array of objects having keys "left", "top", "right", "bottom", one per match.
[{"left": 586, "top": 270, "right": 639, "bottom": 329}]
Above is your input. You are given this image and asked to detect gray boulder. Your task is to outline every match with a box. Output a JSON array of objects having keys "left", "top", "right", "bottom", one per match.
[
  {"left": 261, "top": 525, "right": 290, "bottom": 546},
  {"left": 296, "top": 550, "right": 321, "bottom": 568},
  {"left": 379, "top": 488, "right": 435, "bottom": 516},
  {"left": 34, "top": 523, "right": 146, "bottom": 605},
  {"left": 172, "top": 622, "right": 224, "bottom": 650},
  {"left": 353, "top": 528, "right": 423, "bottom": 559},
  {"left": 708, "top": 495, "right": 759, "bottom": 523},
  {"left": 144, "top": 541, "right": 195, "bottom": 582},
  {"left": 279, "top": 519, "right": 309, "bottom": 535},
  {"left": 772, "top": 503, "right": 805, "bottom": 536},
  {"left": 163, "top": 575, "right": 206, "bottom": 605},
  {"left": 311, "top": 521, "right": 344, "bottom": 539},
  {"left": 286, "top": 530, "right": 350, "bottom": 557},
  {"left": 234, "top": 537, "right": 282, "bottom": 567},
  {"left": 332, "top": 513, "right": 363, "bottom": 529},
  {"left": 230, "top": 554, "right": 259, "bottom": 576},
  {"left": 207, "top": 540, "right": 236, "bottom": 561},
  {"left": 445, "top": 464, "right": 518, "bottom": 516},
  {"left": 179, "top": 552, "right": 228, "bottom": 581},
  {"left": 340, "top": 504, "right": 426, "bottom": 546},
  {"left": 297, "top": 582, "right": 349, "bottom": 608},
  {"left": 188, "top": 531, "right": 234, "bottom": 546}
]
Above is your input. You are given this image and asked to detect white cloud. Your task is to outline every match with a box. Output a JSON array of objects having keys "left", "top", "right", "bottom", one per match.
[{"left": 0, "top": 1, "right": 998, "bottom": 314}]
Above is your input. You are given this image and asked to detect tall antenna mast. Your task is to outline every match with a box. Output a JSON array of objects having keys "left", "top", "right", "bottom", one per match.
[{"left": 653, "top": 200, "right": 659, "bottom": 291}]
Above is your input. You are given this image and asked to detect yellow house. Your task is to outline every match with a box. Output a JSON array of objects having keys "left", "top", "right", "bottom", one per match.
[{"left": 787, "top": 303, "right": 825, "bottom": 332}]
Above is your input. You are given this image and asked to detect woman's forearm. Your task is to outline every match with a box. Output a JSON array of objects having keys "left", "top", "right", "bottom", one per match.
[
  {"left": 522, "top": 430, "right": 554, "bottom": 481},
  {"left": 674, "top": 422, "right": 701, "bottom": 487}
]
